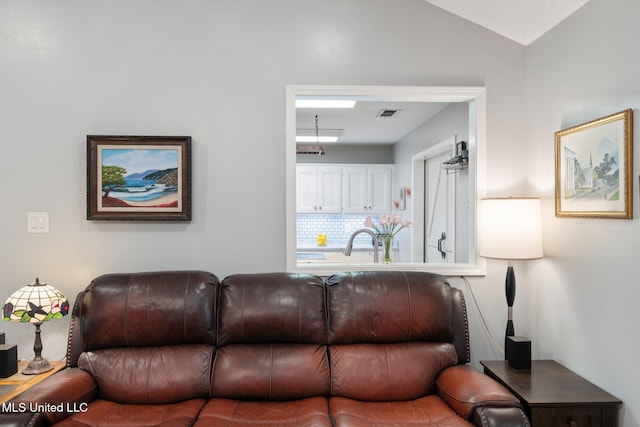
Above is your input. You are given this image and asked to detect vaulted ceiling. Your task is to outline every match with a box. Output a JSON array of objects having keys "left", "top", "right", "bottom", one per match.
[
  {"left": 424, "top": 0, "right": 590, "bottom": 45},
  {"left": 297, "top": 1, "right": 592, "bottom": 147}
]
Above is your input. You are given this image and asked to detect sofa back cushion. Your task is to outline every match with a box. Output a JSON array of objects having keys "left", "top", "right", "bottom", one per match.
[
  {"left": 78, "top": 271, "right": 218, "bottom": 351},
  {"left": 213, "top": 273, "right": 329, "bottom": 400},
  {"left": 217, "top": 273, "right": 326, "bottom": 345},
  {"left": 78, "top": 344, "right": 213, "bottom": 404},
  {"left": 327, "top": 271, "right": 455, "bottom": 344},
  {"left": 326, "top": 271, "right": 460, "bottom": 401}
]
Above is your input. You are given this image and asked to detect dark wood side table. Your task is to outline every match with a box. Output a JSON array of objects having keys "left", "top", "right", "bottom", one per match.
[
  {"left": 0, "top": 361, "right": 65, "bottom": 404},
  {"left": 481, "top": 360, "right": 622, "bottom": 427}
]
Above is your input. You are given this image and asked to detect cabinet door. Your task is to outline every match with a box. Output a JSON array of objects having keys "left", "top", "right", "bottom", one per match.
[
  {"left": 342, "top": 166, "right": 368, "bottom": 213},
  {"left": 368, "top": 166, "right": 393, "bottom": 213},
  {"left": 317, "top": 167, "right": 342, "bottom": 213},
  {"left": 296, "top": 166, "right": 318, "bottom": 213}
]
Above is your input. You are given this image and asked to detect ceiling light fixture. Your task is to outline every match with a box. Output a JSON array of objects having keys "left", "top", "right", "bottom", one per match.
[
  {"left": 295, "top": 136, "right": 339, "bottom": 143},
  {"left": 296, "top": 99, "right": 356, "bottom": 109},
  {"left": 314, "top": 115, "right": 326, "bottom": 156},
  {"left": 296, "top": 115, "right": 327, "bottom": 156},
  {"left": 296, "top": 126, "right": 342, "bottom": 143}
]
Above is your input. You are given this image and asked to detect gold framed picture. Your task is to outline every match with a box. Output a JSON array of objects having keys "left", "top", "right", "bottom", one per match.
[{"left": 555, "top": 109, "right": 633, "bottom": 219}]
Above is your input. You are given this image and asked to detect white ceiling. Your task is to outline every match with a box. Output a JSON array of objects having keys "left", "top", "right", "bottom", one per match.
[
  {"left": 297, "top": 102, "right": 448, "bottom": 145},
  {"left": 424, "top": 0, "right": 590, "bottom": 46}
]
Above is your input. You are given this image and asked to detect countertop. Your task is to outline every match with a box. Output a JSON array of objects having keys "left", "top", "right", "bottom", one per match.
[
  {"left": 296, "top": 240, "right": 398, "bottom": 264},
  {"left": 297, "top": 240, "right": 398, "bottom": 252}
]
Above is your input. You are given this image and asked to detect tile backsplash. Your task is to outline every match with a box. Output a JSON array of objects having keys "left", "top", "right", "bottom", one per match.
[{"left": 297, "top": 214, "right": 372, "bottom": 246}]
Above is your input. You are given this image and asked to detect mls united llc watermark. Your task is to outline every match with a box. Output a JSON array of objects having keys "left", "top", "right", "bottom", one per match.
[{"left": 2, "top": 402, "right": 88, "bottom": 413}]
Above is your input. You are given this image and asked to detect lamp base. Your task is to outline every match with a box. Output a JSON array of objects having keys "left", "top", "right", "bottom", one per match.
[
  {"left": 22, "top": 355, "right": 53, "bottom": 375},
  {"left": 504, "top": 262, "right": 516, "bottom": 360},
  {"left": 22, "top": 321, "right": 54, "bottom": 375}
]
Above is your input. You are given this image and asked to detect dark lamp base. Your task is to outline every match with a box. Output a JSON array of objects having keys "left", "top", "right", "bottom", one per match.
[
  {"left": 23, "top": 321, "right": 54, "bottom": 375},
  {"left": 22, "top": 355, "right": 53, "bottom": 375},
  {"left": 506, "top": 336, "right": 531, "bottom": 370}
]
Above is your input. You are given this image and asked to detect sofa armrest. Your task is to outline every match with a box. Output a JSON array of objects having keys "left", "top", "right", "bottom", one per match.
[
  {"left": 0, "top": 412, "right": 48, "bottom": 427},
  {"left": 9, "top": 367, "right": 98, "bottom": 425},
  {"left": 436, "top": 365, "right": 528, "bottom": 426},
  {"left": 473, "top": 406, "right": 531, "bottom": 427}
]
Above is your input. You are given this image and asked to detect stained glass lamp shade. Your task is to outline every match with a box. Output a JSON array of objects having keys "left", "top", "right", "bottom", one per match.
[{"left": 3, "top": 278, "right": 69, "bottom": 374}]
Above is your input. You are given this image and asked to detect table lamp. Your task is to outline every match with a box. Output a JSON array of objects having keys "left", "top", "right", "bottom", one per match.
[
  {"left": 479, "top": 198, "right": 543, "bottom": 360},
  {"left": 3, "top": 278, "right": 69, "bottom": 374}
]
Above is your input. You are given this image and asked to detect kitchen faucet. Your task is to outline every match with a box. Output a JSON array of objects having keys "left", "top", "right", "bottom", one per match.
[{"left": 343, "top": 228, "right": 380, "bottom": 263}]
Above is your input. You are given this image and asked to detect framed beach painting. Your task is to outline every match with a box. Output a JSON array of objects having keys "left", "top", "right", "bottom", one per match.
[
  {"left": 555, "top": 109, "right": 633, "bottom": 219},
  {"left": 87, "top": 135, "right": 192, "bottom": 221}
]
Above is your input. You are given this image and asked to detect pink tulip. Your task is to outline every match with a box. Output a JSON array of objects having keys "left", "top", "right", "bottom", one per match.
[
  {"left": 364, "top": 216, "right": 375, "bottom": 227},
  {"left": 379, "top": 214, "right": 389, "bottom": 226},
  {"left": 363, "top": 211, "right": 412, "bottom": 237}
]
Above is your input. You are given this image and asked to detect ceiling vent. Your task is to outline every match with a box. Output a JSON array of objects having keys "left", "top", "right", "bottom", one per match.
[{"left": 377, "top": 109, "right": 400, "bottom": 118}]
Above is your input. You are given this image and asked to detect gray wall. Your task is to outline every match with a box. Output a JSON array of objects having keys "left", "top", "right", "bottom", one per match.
[
  {"left": 0, "top": 0, "right": 526, "bottom": 376},
  {"left": 525, "top": 0, "right": 640, "bottom": 424},
  {"left": 297, "top": 144, "right": 394, "bottom": 164},
  {"left": 394, "top": 103, "right": 470, "bottom": 262}
]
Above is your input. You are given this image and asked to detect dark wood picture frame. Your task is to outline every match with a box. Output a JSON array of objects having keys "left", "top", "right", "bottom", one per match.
[{"left": 87, "top": 135, "right": 191, "bottom": 221}]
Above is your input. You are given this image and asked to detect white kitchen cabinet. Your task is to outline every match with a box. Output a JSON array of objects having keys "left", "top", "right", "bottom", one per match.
[
  {"left": 342, "top": 165, "right": 393, "bottom": 214},
  {"left": 296, "top": 165, "right": 342, "bottom": 213}
]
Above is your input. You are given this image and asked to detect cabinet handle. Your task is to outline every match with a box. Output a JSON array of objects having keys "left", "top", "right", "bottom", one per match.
[{"left": 568, "top": 420, "right": 577, "bottom": 427}]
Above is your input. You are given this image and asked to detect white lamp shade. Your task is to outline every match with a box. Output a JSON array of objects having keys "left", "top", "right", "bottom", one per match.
[{"left": 479, "top": 198, "right": 543, "bottom": 260}]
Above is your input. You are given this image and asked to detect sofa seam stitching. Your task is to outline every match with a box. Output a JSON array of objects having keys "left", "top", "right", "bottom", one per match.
[
  {"left": 269, "top": 344, "right": 274, "bottom": 399},
  {"left": 183, "top": 272, "right": 191, "bottom": 343},
  {"left": 384, "top": 344, "right": 391, "bottom": 401},
  {"left": 403, "top": 271, "right": 412, "bottom": 341},
  {"left": 298, "top": 274, "right": 302, "bottom": 342},
  {"left": 124, "top": 275, "right": 133, "bottom": 346}
]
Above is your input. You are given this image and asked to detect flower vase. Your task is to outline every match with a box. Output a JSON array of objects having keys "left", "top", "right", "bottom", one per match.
[{"left": 382, "top": 235, "right": 392, "bottom": 264}]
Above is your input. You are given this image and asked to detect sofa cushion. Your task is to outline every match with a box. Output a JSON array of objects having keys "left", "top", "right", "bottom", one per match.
[
  {"left": 193, "top": 397, "right": 332, "bottom": 427},
  {"left": 81, "top": 271, "right": 218, "bottom": 350},
  {"left": 329, "top": 342, "right": 457, "bottom": 401},
  {"left": 77, "top": 345, "right": 213, "bottom": 404},
  {"left": 217, "top": 273, "right": 326, "bottom": 345},
  {"left": 212, "top": 343, "right": 330, "bottom": 400},
  {"left": 329, "top": 395, "right": 473, "bottom": 427},
  {"left": 327, "top": 271, "right": 454, "bottom": 344},
  {"left": 52, "top": 398, "right": 207, "bottom": 427}
]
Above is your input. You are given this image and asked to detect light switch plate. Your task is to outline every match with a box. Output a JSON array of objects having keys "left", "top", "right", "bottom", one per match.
[{"left": 27, "top": 212, "right": 49, "bottom": 233}]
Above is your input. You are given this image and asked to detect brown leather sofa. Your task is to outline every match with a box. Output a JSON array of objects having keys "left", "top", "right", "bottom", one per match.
[{"left": 3, "top": 270, "right": 530, "bottom": 427}]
